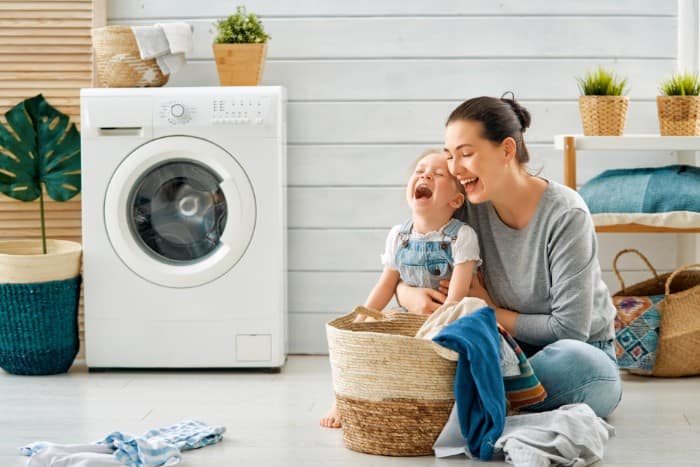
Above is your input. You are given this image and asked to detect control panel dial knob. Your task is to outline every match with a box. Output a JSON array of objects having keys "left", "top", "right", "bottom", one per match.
[{"left": 170, "top": 103, "right": 185, "bottom": 118}]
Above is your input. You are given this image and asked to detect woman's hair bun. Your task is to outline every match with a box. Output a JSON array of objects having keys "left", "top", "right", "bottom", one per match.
[{"left": 500, "top": 91, "right": 531, "bottom": 132}]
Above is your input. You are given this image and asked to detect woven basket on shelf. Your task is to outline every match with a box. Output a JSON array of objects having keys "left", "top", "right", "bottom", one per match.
[
  {"left": 92, "top": 25, "right": 168, "bottom": 87},
  {"left": 326, "top": 307, "right": 456, "bottom": 457},
  {"left": 612, "top": 249, "right": 700, "bottom": 377},
  {"left": 656, "top": 96, "right": 700, "bottom": 136},
  {"left": 578, "top": 95, "right": 629, "bottom": 136}
]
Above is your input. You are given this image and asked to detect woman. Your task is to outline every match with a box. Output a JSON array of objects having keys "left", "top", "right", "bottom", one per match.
[{"left": 397, "top": 95, "right": 622, "bottom": 418}]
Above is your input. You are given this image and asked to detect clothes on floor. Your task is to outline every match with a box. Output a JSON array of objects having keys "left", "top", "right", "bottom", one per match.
[
  {"left": 20, "top": 420, "right": 225, "bottom": 467},
  {"left": 494, "top": 403, "right": 615, "bottom": 467},
  {"left": 432, "top": 306, "right": 506, "bottom": 460}
]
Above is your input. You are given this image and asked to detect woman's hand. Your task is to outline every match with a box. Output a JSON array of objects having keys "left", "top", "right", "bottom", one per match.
[
  {"left": 396, "top": 282, "right": 445, "bottom": 315},
  {"left": 469, "top": 272, "right": 496, "bottom": 308}
]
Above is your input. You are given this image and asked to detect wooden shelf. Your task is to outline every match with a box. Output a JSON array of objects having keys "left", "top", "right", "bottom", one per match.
[{"left": 556, "top": 134, "right": 700, "bottom": 234}]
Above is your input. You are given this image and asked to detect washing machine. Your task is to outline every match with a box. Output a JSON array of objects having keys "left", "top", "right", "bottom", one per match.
[{"left": 80, "top": 87, "right": 286, "bottom": 368}]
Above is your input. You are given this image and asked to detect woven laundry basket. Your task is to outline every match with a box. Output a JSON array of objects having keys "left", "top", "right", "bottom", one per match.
[
  {"left": 326, "top": 307, "right": 457, "bottom": 457},
  {"left": 612, "top": 249, "right": 700, "bottom": 377},
  {"left": 92, "top": 25, "right": 168, "bottom": 87}
]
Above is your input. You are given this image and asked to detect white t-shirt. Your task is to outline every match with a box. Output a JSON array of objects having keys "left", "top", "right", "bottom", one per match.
[{"left": 380, "top": 221, "right": 482, "bottom": 270}]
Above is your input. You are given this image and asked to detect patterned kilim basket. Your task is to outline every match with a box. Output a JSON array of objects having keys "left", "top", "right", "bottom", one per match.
[
  {"left": 326, "top": 307, "right": 456, "bottom": 457},
  {"left": 92, "top": 25, "right": 169, "bottom": 87},
  {"left": 657, "top": 96, "right": 700, "bottom": 136},
  {"left": 612, "top": 249, "right": 700, "bottom": 377},
  {"left": 578, "top": 95, "right": 629, "bottom": 136}
]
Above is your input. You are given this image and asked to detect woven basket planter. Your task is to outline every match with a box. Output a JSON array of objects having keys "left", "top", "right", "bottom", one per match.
[
  {"left": 0, "top": 240, "right": 82, "bottom": 375},
  {"left": 326, "top": 307, "right": 456, "bottom": 456},
  {"left": 579, "top": 96, "right": 629, "bottom": 136},
  {"left": 212, "top": 43, "right": 267, "bottom": 86},
  {"left": 657, "top": 96, "right": 700, "bottom": 136},
  {"left": 92, "top": 25, "right": 169, "bottom": 88}
]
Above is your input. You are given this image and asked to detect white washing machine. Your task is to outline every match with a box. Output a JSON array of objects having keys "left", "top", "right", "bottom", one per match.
[{"left": 80, "top": 87, "right": 286, "bottom": 369}]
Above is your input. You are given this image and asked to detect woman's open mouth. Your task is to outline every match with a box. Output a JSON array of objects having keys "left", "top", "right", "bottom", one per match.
[
  {"left": 461, "top": 177, "right": 479, "bottom": 193},
  {"left": 414, "top": 185, "right": 433, "bottom": 199}
]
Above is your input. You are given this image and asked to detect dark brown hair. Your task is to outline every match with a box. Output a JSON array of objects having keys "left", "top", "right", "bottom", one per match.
[{"left": 446, "top": 94, "right": 532, "bottom": 164}]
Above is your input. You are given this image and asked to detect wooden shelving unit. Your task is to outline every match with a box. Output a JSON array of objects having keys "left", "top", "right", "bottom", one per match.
[{"left": 554, "top": 135, "right": 700, "bottom": 234}]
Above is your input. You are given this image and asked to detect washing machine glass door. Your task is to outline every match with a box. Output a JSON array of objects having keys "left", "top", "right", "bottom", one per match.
[{"left": 105, "top": 136, "right": 255, "bottom": 288}]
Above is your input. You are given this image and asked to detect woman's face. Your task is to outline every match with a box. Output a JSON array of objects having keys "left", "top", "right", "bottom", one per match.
[{"left": 444, "top": 119, "right": 509, "bottom": 205}]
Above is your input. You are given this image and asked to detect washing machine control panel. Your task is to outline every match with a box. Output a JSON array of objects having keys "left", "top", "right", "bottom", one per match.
[{"left": 155, "top": 96, "right": 273, "bottom": 128}]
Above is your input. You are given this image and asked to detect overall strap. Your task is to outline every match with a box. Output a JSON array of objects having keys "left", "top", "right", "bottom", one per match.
[
  {"left": 398, "top": 219, "right": 413, "bottom": 246},
  {"left": 441, "top": 218, "right": 463, "bottom": 240}
]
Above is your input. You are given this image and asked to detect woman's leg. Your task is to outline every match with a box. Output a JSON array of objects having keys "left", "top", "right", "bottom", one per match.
[{"left": 523, "top": 339, "right": 622, "bottom": 418}]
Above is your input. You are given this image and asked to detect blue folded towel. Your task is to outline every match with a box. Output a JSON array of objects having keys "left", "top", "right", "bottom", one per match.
[{"left": 579, "top": 164, "right": 700, "bottom": 214}]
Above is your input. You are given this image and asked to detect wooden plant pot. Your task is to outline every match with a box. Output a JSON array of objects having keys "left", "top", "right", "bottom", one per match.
[
  {"left": 212, "top": 43, "right": 267, "bottom": 86},
  {"left": 657, "top": 96, "right": 700, "bottom": 136},
  {"left": 0, "top": 240, "right": 82, "bottom": 375},
  {"left": 578, "top": 96, "right": 629, "bottom": 136}
]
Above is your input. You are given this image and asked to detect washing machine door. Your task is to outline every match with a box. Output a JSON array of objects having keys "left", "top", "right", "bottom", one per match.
[{"left": 105, "top": 136, "right": 255, "bottom": 288}]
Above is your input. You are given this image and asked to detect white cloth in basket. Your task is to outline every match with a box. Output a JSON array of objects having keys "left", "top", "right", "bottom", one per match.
[{"left": 130, "top": 23, "right": 193, "bottom": 75}]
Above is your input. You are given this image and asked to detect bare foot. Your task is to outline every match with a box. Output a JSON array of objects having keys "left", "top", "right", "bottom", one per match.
[{"left": 320, "top": 404, "right": 342, "bottom": 428}]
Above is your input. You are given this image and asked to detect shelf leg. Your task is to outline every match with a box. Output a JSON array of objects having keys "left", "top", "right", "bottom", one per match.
[{"left": 563, "top": 136, "right": 576, "bottom": 190}]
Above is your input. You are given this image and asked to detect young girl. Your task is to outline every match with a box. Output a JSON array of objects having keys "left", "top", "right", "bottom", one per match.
[{"left": 320, "top": 149, "right": 481, "bottom": 428}]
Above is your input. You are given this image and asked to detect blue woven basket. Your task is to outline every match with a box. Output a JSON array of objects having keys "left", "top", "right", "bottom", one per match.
[{"left": 0, "top": 276, "right": 81, "bottom": 375}]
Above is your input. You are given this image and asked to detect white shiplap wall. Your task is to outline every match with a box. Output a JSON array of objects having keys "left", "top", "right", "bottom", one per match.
[{"left": 109, "top": 0, "right": 689, "bottom": 354}]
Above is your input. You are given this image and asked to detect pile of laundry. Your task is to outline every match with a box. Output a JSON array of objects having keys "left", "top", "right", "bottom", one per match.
[{"left": 19, "top": 419, "right": 224, "bottom": 467}]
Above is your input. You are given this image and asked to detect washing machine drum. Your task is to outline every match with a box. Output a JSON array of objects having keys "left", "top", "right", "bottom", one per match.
[{"left": 105, "top": 136, "right": 256, "bottom": 288}]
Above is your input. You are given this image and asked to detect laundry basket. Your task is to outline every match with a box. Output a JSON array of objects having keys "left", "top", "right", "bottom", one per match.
[
  {"left": 612, "top": 249, "right": 700, "bottom": 377},
  {"left": 326, "top": 307, "right": 456, "bottom": 456},
  {"left": 92, "top": 25, "right": 168, "bottom": 87}
]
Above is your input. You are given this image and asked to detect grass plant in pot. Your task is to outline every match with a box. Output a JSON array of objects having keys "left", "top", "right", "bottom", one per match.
[
  {"left": 577, "top": 67, "right": 630, "bottom": 136},
  {"left": 657, "top": 71, "right": 700, "bottom": 136},
  {"left": 0, "top": 95, "right": 82, "bottom": 375},
  {"left": 212, "top": 6, "right": 270, "bottom": 86}
]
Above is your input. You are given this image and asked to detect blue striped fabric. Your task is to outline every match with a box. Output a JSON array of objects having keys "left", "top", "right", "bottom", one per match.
[{"left": 20, "top": 420, "right": 225, "bottom": 467}]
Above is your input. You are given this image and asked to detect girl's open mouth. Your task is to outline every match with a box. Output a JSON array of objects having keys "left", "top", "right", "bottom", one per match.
[{"left": 414, "top": 185, "right": 433, "bottom": 199}]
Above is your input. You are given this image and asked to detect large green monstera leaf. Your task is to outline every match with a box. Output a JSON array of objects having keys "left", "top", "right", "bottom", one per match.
[{"left": 0, "top": 94, "right": 80, "bottom": 203}]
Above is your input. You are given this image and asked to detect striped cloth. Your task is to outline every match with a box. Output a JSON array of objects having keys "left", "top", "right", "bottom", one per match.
[
  {"left": 497, "top": 325, "right": 548, "bottom": 410},
  {"left": 20, "top": 420, "right": 225, "bottom": 467}
]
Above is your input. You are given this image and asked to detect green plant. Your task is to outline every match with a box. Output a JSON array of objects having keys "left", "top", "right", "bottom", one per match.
[
  {"left": 659, "top": 71, "right": 700, "bottom": 96},
  {"left": 0, "top": 94, "right": 81, "bottom": 254},
  {"left": 576, "top": 67, "right": 629, "bottom": 96},
  {"left": 214, "top": 6, "right": 270, "bottom": 44}
]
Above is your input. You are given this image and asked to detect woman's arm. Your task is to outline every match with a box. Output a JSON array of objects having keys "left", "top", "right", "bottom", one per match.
[
  {"left": 445, "top": 261, "right": 474, "bottom": 303},
  {"left": 396, "top": 281, "right": 446, "bottom": 314},
  {"left": 364, "top": 267, "right": 401, "bottom": 311}
]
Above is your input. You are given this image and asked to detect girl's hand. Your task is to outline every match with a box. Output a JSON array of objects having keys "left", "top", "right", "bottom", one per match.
[{"left": 396, "top": 282, "right": 445, "bottom": 315}]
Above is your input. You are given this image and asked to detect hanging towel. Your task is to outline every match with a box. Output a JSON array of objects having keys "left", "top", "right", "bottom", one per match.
[
  {"left": 156, "top": 22, "right": 194, "bottom": 55},
  {"left": 131, "top": 26, "right": 170, "bottom": 60},
  {"left": 432, "top": 307, "right": 506, "bottom": 460},
  {"left": 20, "top": 420, "right": 225, "bottom": 467},
  {"left": 494, "top": 403, "right": 615, "bottom": 467}
]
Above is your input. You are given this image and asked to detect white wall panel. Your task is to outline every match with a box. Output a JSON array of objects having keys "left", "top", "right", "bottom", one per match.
[
  {"left": 110, "top": 1, "right": 676, "bottom": 19},
  {"left": 287, "top": 101, "right": 661, "bottom": 144},
  {"left": 168, "top": 59, "right": 676, "bottom": 100},
  {"left": 124, "top": 18, "right": 675, "bottom": 60}
]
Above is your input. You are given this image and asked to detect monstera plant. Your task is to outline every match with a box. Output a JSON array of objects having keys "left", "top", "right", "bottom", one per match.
[
  {"left": 0, "top": 94, "right": 81, "bottom": 252},
  {"left": 0, "top": 94, "right": 83, "bottom": 376}
]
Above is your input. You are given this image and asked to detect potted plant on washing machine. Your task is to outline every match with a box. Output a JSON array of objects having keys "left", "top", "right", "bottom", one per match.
[
  {"left": 0, "top": 94, "right": 82, "bottom": 375},
  {"left": 212, "top": 5, "right": 271, "bottom": 86}
]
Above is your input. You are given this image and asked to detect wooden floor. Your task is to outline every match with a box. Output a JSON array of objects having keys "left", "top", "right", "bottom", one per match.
[{"left": 1, "top": 356, "right": 699, "bottom": 466}]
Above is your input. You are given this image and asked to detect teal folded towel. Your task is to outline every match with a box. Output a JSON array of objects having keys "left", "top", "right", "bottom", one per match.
[{"left": 579, "top": 165, "right": 700, "bottom": 214}]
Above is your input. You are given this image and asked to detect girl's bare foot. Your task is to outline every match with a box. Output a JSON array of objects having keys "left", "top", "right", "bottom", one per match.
[{"left": 320, "top": 404, "right": 342, "bottom": 428}]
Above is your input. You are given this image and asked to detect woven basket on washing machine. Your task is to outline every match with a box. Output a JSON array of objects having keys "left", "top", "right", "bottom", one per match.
[{"left": 326, "top": 307, "right": 456, "bottom": 456}]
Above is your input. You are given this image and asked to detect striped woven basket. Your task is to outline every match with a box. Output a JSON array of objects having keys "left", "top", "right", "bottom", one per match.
[
  {"left": 92, "top": 25, "right": 169, "bottom": 87},
  {"left": 656, "top": 96, "right": 700, "bottom": 136},
  {"left": 326, "top": 307, "right": 456, "bottom": 456},
  {"left": 578, "top": 95, "right": 629, "bottom": 136}
]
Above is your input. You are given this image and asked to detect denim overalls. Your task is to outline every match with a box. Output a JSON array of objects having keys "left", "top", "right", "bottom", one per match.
[{"left": 394, "top": 218, "right": 465, "bottom": 290}]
